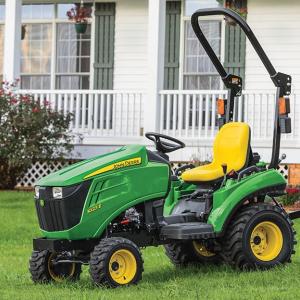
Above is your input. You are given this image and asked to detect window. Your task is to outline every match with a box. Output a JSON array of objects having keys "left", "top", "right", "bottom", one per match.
[
  {"left": 183, "top": 21, "right": 221, "bottom": 90},
  {"left": 185, "top": 0, "right": 220, "bottom": 16},
  {"left": 56, "top": 23, "right": 91, "bottom": 89},
  {"left": 183, "top": 0, "right": 222, "bottom": 90},
  {"left": 21, "top": 24, "right": 52, "bottom": 89},
  {"left": 20, "top": 3, "right": 91, "bottom": 90},
  {"left": 0, "top": 5, "right": 5, "bottom": 80}
]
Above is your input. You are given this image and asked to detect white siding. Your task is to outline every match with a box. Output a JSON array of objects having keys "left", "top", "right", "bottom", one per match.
[
  {"left": 113, "top": 0, "right": 148, "bottom": 91},
  {"left": 245, "top": 0, "right": 300, "bottom": 90}
]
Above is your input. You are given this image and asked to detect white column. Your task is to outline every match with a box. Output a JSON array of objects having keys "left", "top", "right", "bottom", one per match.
[
  {"left": 144, "top": 0, "right": 166, "bottom": 133},
  {"left": 3, "top": 0, "right": 22, "bottom": 83}
]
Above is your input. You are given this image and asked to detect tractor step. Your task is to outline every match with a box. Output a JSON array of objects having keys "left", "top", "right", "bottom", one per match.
[{"left": 160, "top": 222, "right": 215, "bottom": 240}]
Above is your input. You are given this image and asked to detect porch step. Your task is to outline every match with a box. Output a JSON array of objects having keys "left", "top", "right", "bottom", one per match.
[{"left": 160, "top": 222, "right": 215, "bottom": 240}]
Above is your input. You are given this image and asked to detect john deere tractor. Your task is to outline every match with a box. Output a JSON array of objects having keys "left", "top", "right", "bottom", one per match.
[{"left": 29, "top": 8, "right": 298, "bottom": 287}]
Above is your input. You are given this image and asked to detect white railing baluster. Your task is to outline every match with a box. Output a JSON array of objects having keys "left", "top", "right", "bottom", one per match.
[
  {"left": 166, "top": 94, "right": 171, "bottom": 135},
  {"left": 173, "top": 94, "right": 178, "bottom": 136},
  {"left": 159, "top": 94, "right": 164, "bottom": 133},
  {"left": 192, "top": 94, "right": 196, "bottom": 137},
  {"left": 185, "top": 94, "right": 189, "bottom": 138},
  {"left": 94, "top": 94, "right": 99, "bottom": 134},
  {"left": 69, "top": 93, "right": 74, "bottom": 130},
  {"left": 204, "top": 94, "right": 209, "bottom": 138},
  {"left": 87, "top": 93, "right": 93, "bottom": 132},
  {"left": 82, "top": 94, "right": 87, "bottom": 131},
  {"left": 198, "top": 94, "right": 203, "bottom": 138},
  {"left": 211, "top": 93, "right": 216, "bottom": 137},
  {"left": 178, "top": 94, "right": 183, "bottom": 138},
  {"left": 75, "top": 93, "right": 80, "bottom": 132},
  {"left": 100, "top": 94, "right": 104, "bottom": 135},
  {"left": 58, "top": 93, "right": 62, "bottom": 112}
]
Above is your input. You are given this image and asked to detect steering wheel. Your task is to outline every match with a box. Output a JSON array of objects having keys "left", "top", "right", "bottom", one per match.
[{"left": 145, "top": 132, "right": 185, "bottom": 154}]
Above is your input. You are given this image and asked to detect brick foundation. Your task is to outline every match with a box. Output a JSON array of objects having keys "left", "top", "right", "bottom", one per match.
[{"left": 289, "top": 164, "right": 300, "bottom": 186}]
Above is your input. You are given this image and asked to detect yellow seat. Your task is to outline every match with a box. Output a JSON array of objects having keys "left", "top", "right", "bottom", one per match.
[{"left": 182, "top": 122, "right": 250, "bottom": 183}]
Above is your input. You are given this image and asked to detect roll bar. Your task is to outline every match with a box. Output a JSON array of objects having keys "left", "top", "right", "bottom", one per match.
[{"left": 191, "top": 8, "right": 292, "bottom": 169}]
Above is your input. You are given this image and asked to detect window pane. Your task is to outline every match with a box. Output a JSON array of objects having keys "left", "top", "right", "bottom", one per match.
[
  {"left": 183, "top": 20, "right": 221, "bottom": 90},
  {"left": 0, "top": 5, "right": 5, "bottom": 21},
  {"left": 21, "top": 24, "right": 52, "bottom": 74},
  {"left": 0, "top": 25, "right": 4, "bottom": 74},
  {"left": 57, "top": 4, "right": 79, "bottom": 19},
  {"left": 56, "top": 75, "right": 89, "bottom": 90},
  {"left": 56, "top": 23, "right": 91, "bottom": 89},
  {"left": 21, "top": 75, "right": 50, "bottom": 89},
  {"left": 185, "top": 0, "right": 220, "bottom": 16},
  {"left": 22, "top": 4, "right": 54, "bottom": 19}
]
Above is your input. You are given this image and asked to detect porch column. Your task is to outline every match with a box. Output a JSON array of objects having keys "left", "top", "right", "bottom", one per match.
[
  {"left": 144, "top": 0, "right": 166, "bottom": 133},
  {"left": 3, "top": 0, "right": 22, "bottom": 83}
]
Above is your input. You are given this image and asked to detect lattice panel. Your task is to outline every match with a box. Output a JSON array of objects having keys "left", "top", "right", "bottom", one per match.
[{"left": 16, "top": 161, "right": 71, "bottom": 188}]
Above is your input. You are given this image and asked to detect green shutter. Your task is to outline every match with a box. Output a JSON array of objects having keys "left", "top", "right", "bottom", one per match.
[
  {"left": 164, "top": 1, "right": 181, "bottom": 90},
  {"left": 94, "top": 3, "right": 115, "bottom": 89},
  {"left": 224, "top": 25, "right": 246, "bottom": 81},
  {"left": 223, "top": 0, "right": 247, "bottom": 82}
]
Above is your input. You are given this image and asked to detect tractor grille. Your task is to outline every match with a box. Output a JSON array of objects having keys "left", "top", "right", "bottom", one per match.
[{"left": 34, "top": 181, "right": 91, "bottom": 232}]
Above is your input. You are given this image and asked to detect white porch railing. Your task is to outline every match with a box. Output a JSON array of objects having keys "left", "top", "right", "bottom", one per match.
[
  {"left": 17, "top": 89, "right": 300, "bottom": 147},
  {"left": 18, "top": 90, "right": 144, "bottom": 139},
  {"left": 159, "top": 90, "right": 300, "bottom": 144}
]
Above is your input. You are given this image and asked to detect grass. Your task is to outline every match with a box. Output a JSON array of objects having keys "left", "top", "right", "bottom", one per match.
[{"left": 1, "top": 191, "right": 300, "bottom": 300}]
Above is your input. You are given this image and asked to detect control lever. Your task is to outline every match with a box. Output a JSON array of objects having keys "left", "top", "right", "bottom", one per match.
[
  {"left": 278, "top": 153, "right": 286, "bottom": 164},
  {"left": 221, "top": 163, "right": 227, "bottom": 187}
]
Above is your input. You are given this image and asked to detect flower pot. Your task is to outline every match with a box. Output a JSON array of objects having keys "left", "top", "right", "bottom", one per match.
[{"left": 75, "top": 22, "right": 87, "bottom": 34}]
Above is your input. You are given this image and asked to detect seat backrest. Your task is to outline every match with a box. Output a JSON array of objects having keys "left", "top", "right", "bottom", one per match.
[{"left": 213, "top": 122, "right": 250, "bottom": 172}]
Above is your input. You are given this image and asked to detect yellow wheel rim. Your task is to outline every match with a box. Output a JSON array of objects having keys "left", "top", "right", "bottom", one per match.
[
  {"left": 48, "top": 253, "right": 76, "bottom": 282},
  {"left": 109, "top": 249, "right": 137, "bottom": 285},
  {"left": 250, "top": 221, "right": 283, "bottom": 262},
  {"left": 193, "top": 241, "right": 216, "bottom": 257}
]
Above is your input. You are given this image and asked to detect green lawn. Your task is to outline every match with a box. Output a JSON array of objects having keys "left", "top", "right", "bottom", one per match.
[{"left": 1, "top": 191, "right": 300, "bottom": 300}]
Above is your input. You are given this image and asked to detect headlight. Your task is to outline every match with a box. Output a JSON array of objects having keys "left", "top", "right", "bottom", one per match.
[
  {"left": 52, "top": 187, "right": 63, "bottom": 199},
  {"left": 34, "top": 186, "right": 39, "bottom": 198}
]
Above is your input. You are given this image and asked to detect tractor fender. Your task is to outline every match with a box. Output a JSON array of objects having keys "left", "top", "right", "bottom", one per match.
[{"left": 207, "top": 169, "right": 286, "bottom": 235}]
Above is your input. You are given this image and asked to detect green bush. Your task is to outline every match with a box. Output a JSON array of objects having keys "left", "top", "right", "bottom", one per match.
[
  {"left": 278, "top": 187, "right": 300, "bottom": 206},
  {"left": 0, "top": 82, "right": 75, "bottom": 189}
]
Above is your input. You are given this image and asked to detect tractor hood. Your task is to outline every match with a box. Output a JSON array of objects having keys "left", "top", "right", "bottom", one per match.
[{"left": 36, "top": 145, "right": 148, "bottom": 187}]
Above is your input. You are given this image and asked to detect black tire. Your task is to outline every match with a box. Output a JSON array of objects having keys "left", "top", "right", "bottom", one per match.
[
  {"left": 29, "top": 250, "right": 82, "bottom": 283},
  {"left": 164, "top": 240, "right": 220, "bottom": 267},
  {"left": 89, "top": 237, "right": 144, "bottom": 288},
  {"left": 222, "top": 203, "right": 296, "bottom": 270}
]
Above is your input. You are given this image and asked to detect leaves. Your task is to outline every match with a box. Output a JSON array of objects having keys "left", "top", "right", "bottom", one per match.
[
  {"left": 0, "top": 84, "right": 75, "bottom": 189},
  {"left": 66, "top": 5, "right": 92, "bottom": 23}
]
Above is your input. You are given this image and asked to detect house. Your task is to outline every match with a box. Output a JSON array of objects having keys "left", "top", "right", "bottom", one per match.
[{"left": 2, "top": 0, "right": 300, "bottom": 187}]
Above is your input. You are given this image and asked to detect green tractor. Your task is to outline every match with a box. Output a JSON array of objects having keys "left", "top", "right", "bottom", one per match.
[{"left": 30, "top": 8, "right": 298, "bottom": 287}]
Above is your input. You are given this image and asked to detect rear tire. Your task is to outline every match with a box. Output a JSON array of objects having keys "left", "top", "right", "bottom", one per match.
[
  {"left": 29, "top": 250, "right": 81, "bottom": 283},
  {"left": 164, "top": 240, "right": 220, "bottom": 267},
  {"left": 89, "top": 237, "right": 144, "bottom": 288},
  {"left": 222, "top": 203, "right": 296, "bottom": 270}
]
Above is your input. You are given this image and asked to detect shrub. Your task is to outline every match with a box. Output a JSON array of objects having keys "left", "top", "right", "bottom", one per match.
[
  {"left": 278, "top": 186, "right": 300, "bottom": 206},
  {"left": 0, "top": 82, "right": 75, "bottom": 189}
]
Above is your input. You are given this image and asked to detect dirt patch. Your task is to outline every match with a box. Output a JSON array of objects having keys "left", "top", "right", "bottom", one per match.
[{"left": 284, "top": 200, "right": 300, "bottom": 211}]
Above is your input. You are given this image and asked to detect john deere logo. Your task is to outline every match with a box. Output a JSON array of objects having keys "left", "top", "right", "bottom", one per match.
[{"left": 39, "top": 199, "right": 45, "bottom": 207}]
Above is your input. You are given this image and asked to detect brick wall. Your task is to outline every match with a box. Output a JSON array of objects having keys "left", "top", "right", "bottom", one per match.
[{"left": 289, "top": 164, "right": 300, "bottom": 186}]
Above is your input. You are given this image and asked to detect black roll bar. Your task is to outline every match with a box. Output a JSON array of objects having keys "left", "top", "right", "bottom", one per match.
[{"left": 191, "top": 7, "right": 292, "bottom": 169}]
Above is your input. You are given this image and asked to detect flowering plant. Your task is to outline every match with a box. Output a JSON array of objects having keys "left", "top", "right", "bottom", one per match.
[
  {"left": 66, "top": 5, "right": 92, "bottom": 23},
  {"left": 0, "top": 81, "right": 75, "bottom": 189}
]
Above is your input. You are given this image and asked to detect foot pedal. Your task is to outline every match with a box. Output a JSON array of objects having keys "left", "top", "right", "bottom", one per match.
[{"left": 160, "top": 222, "right": 215, "bottom": 240}]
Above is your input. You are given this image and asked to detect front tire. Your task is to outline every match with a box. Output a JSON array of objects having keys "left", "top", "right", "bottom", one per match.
[
  {"left": 29, "top": 250, "right": 81, "bottom": 283},
  {"left": 89, "top": 237, "right": 144, "bottom": 288},
  {"left": 222, "top": 203, "right": 296, "bottom": 270}
]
